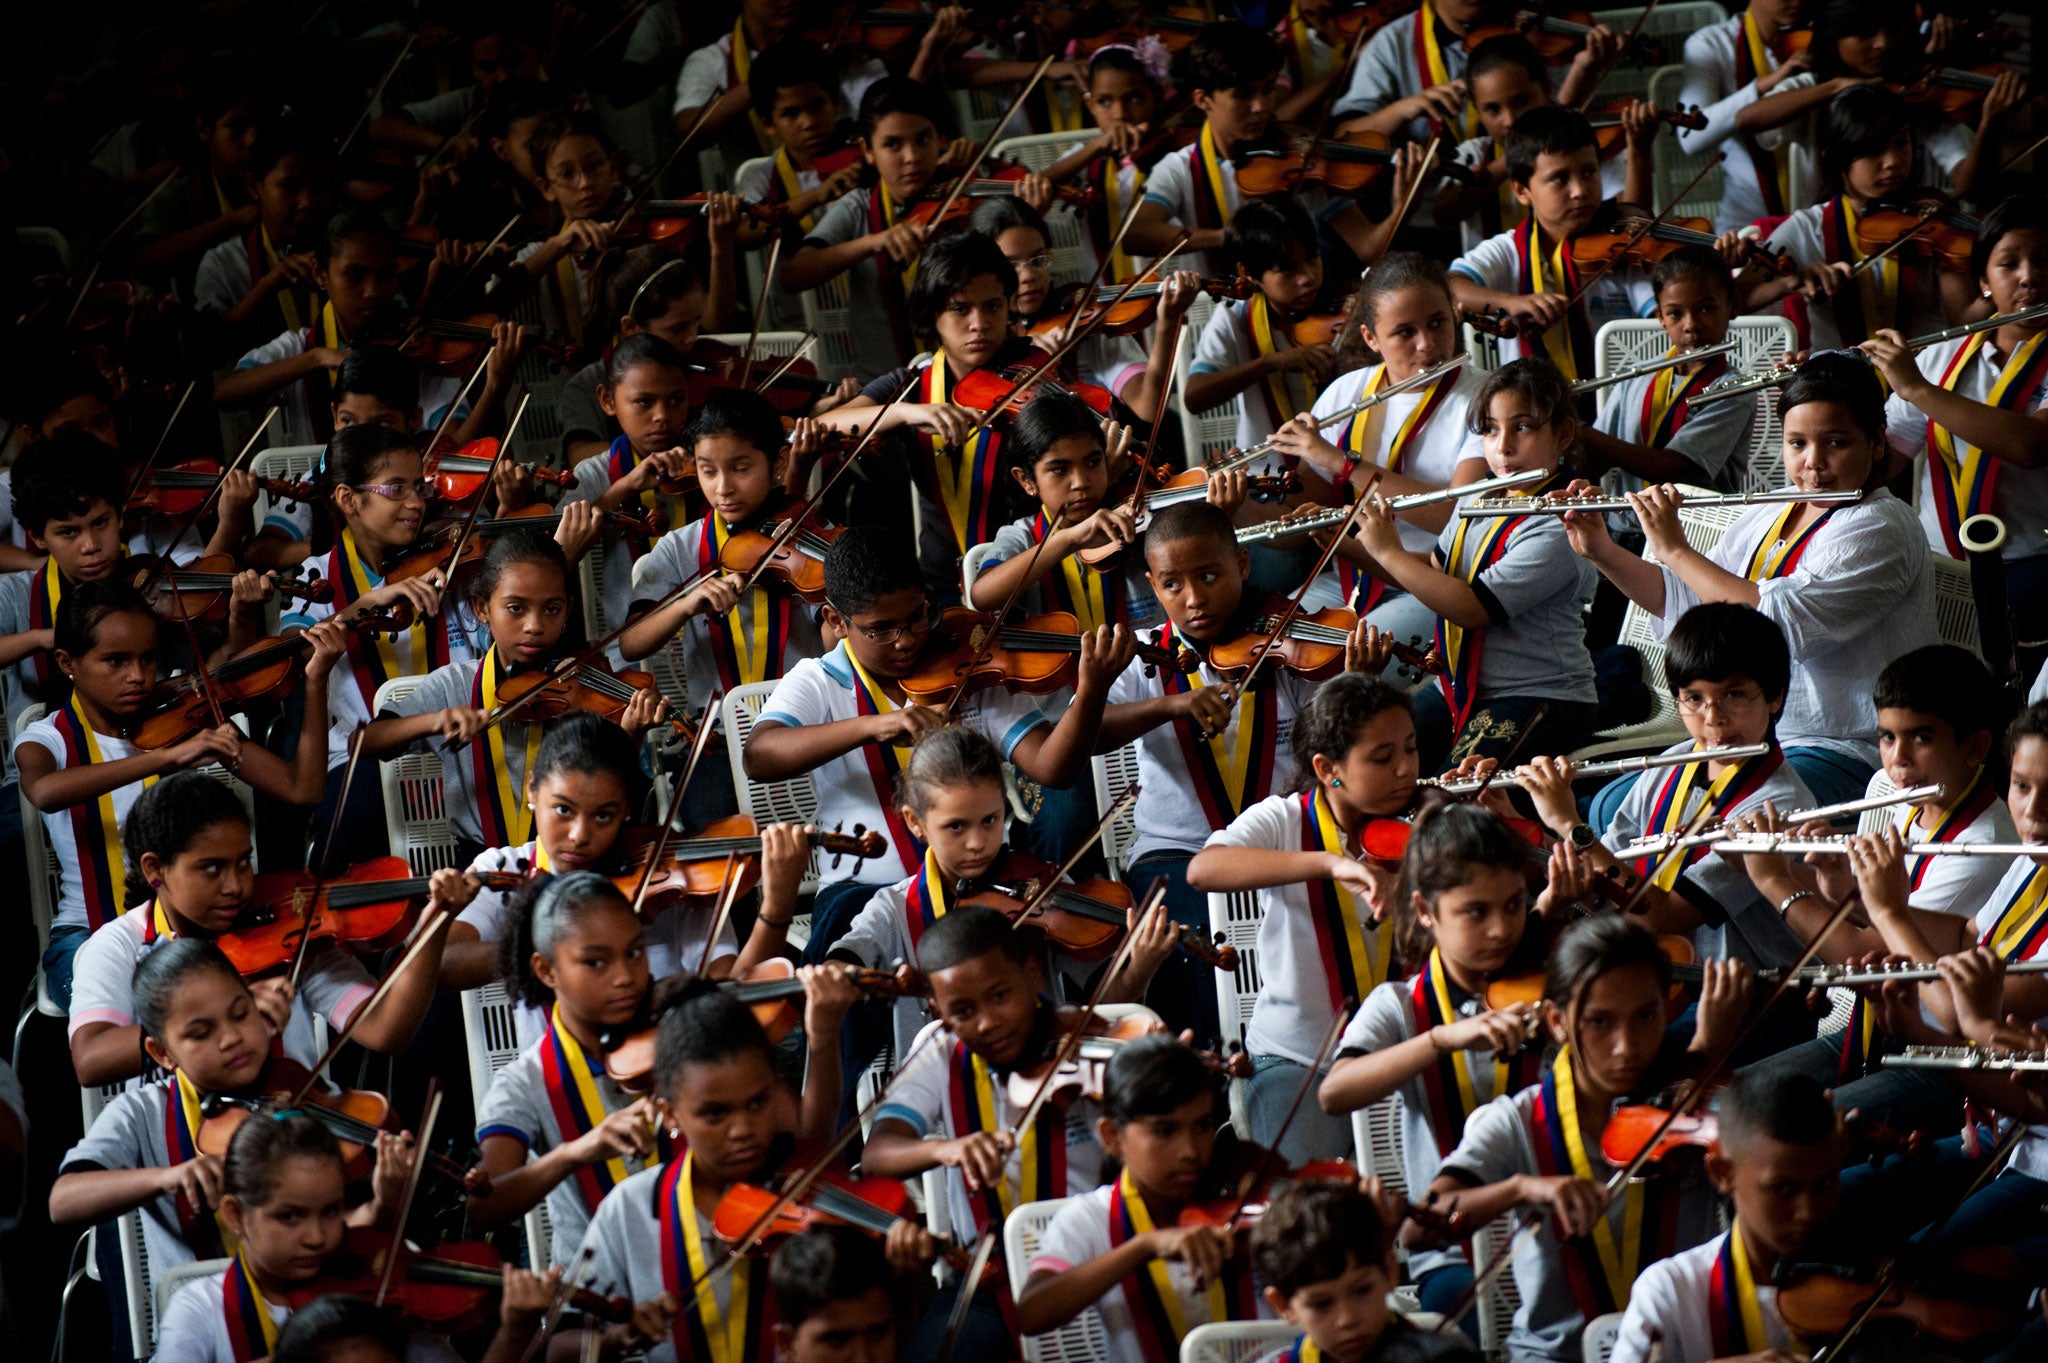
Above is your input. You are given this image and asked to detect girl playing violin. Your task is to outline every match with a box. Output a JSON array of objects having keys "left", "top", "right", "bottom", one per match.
[
  {"left": 557, "top": 250, "right": 722, "bottom": 474},
  {"left": 1041, "top": 44, "right": 1168, "bottom": 283},
  {"left": 68, "top": 770, "right": 471, "bottom": 1087},
  {"left": 1423, "top": 916, "right": 1747, "bottom": 1363},
  {"left": 1016, "top": 1037, "right": 1263, "bottom": 1355},
  {"left": 566, "top": 975, "right": 879, "bottom": 1363},
  {"left": 1748, "top": 85, "right": 1974, "bottom": 351},
  {"left": 363, "top": 531, "right": 648, "bottom": 858},
  {"left": 1317, "top": 803, "right": 1554, "bottom": 1332},
  {"left": 54, "top": 941, "right": 418, "bottom": 1282},
  {"left": 283, "top": 424, "right": 478, "bottom": 866},
  {"left": 24, "top": 585, "right": 338, "bottom": 1020},
  {"left": 442, "top": 713, "right": 803, "bottom": 1046},
  {"left": 1870, "top": 193, "right": 2048, "bottom": 656},
  {"left": 1267, "top": 253, "right": 1490, "bottom": 645},
  {"left": 1188, "top": 674, "right": 1429, "bottom": 1162},
  {"left": 1353, "top": 359, "right": 1601, "bottom": 771}
]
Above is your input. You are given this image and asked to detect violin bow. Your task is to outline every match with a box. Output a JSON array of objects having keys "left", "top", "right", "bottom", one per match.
[
  {"left": 737, "top": 237, "right": 785, "bottom": 390},
  {"left": 752, "top": 335, "right": 818, "bottom": 401},
  {"left": 626, "top": 699, "right": 728, "bottom": 918},
  {"left": 314, "top": 724, "right": 371, "bottom": 878},
  {"left": 597, "top": 97, "right": 725, "bottom": 269},
  {"left": 1364, "top": 133, "right": 1444, "bottom": 275},
  {"left": 339, "top": 35, "right": 418, "bottom": 159},
  {"left": 929, "top": 1229, "right": 1001, "bottom": 1363},
  {"left": 435, "top": 390, "right": 532, "bottom": 574},
  {"left": 514, "top": 1249, "right": 601, "bottom": 1363},
  {"left": 1567, "top": 0, "right": 1664, "bottom": 111},
  {"left": 1844, "top": 128, "right": 2048, "bottom": 283},
  {"left": 374, "top": 1078, "right": 442, "bottom": 1306},
  {"left": 161, "top": 563, "right": 232, "bottom": 736},
  {"left": 1218, "top": 1008, "right": 1351, "bottom": 1226},
  {"left": 1112, "top": 304, "right": 1189, "bottom": 519},
  {"left": 121, "top": 379, "right": 201, "bottom": 509},
  {"left": 288, "top": 896, "right": 464, "bottom": 1106},
  {"left": 997, "top": 785, "right": 1144, "bottom": 938},
  {"left": 1559, "top": 153, "right": 1724, "bottom": 316},
  {"left": 921, "top": 56, "right": 1060, "bottom": 231},
  {"left": 936, "top": 507, "right": 1065, "bottom": 724},
  {"left": 415, "top": 342, "right": 505, "bottom": 473},
  {"left": 1227, "top": 469, "right": 1380, "bottom": 697},
  {"left": 400, "top": 213, "right": 526, "bottom": 350},
  {"left": 695, "top": 852, "right": 748, "bottom": 978},
  {"left": 456, "top": 374, "right": 922, "bottom": 745},
  {"left": 139, "top": 406, "right": 281, "bottom": 590}
]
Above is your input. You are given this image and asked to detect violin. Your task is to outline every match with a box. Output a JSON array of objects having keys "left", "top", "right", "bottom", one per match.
[
  {"left": 1890, "top": 64, "right": 2044, "bottom": 123},
  {"left": 122, "top": 554, "right": 331, "bottom": 630},
  {"left": 1463, "top": 8, "right": 1662, "bottom": 63},
  {"left": 900, "top": 159, "right": 1099, "bottom": 232},
  {"left": 363, "top": 311, "right": 583, "bottom": 374},
  {"left": 601, "top": 959, "right": 926, "bottom": 1089},
  {"left": 1485, "top": 932, "right": 1697, "bottom": 1011},
  {"left": 1072, "top": 5, "right": 1209, "bottom": 55},
  {"left": 123, "top": 609, "right": 417, "bottom": 751},
  {"left": 1001, "top": 1009, "right": 1252, "bottom": 1108},
  {"left": 610, "top": 197, "right": 787, "bottom": 250},
  {"left": 1200, "top": 594, "right": 1443, "bottom": 684},
  {"left": 1585, "top": 101, "right": 1709, "bottom": 160},
  {"left": 609, "top": 818, "right": 888, "bottom": 919},
  {"left": 1314, "top": 0, "right": 1420, "bottom": 44},
  {"left": 951, "top": 360, "right": 1116, "bottom": 420},
  {"left": 492, "top": 659, "right": 699, "bottom": 741},
  {"left": 685, "top": 337, "right": 839, "bottom": 416},
  {"left": 1603, "top": 1101, "right": 1924, "bottom": 1169},
  {"left": 282, "top": 1229, "right": 631, "bottom": 1332},
  {"left": 1074, "top": 468, "right": 1300, "bottom": 570},
  {"left": 1289, "top": 312, "right": 1346, "bottom": 347},
  {"left": 425, "top": 437, "right": 577, "bottom": 506},
  {"left": 898, "top": 608, "right": 1187, "bottom": 705},
  {"left": 196, "top": 1057, "right": 476, "bottom": 1187},
  {"left": 1233, "top": 130, "right": 1474, "bottom": 199},
  {"left": 1774, "top": 1248, "right": 2032, "bottom": 1347},
  {"left": 715, "top": 504, "right": 843, "bottom": 602},
  {"left": 1569, "top": 204, "right": 1797, "bottom": 278},
  {"left": 1177, "top": 1141, "right": 1465, "bottom": 1245},
  {"left": 386, "top": 502, "right": 668, "bottom": 586},
  {"left": 1026, "top": 274, "right": 1259, "bottom": 341},
  {"left": 217, "top": 855, "right": 531, "bottom": 978},
  {"left": 712, "top": 1165, "right": 977, "bottom": 1267},
  {"left": 960, "top": 846, "right": 1241, "bottom": 968},
  {"left": 127, "top": 460, "right": 318, "bottom": 520},
  {"left": 1853, "top": 199, "right": 1980, "bottom": 273}
]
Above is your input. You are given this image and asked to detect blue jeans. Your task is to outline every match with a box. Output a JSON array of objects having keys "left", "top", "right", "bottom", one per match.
[
  {"left": 1737, "top": 1031, "right": 1966, "bottom": 1134},
  {"left": 1246, "top": 1053, "right": 1352, "bottom": 1163},
  {"left": 43, "top": 923, "right": 89, "bottom": 1012},
  {"left": 1123, "top": 849, "right": 1221, "bottom": 1047},
  {"left": 1415, "top": 1264, "right": 1480, "bottom": 1344},
  {"left": 803, "top": 877, "right": 890, "bottom": 965},
  {"left": 1587, "top": 770, "right": 1640, "bottom": 835},
  {"left": 904, "top": 1278, "right": 1019, "bottom": 1363},
  {"left": 1016, "top": 776, "right": 1103, "bottom": 878},
  {"left": 1783, "top": 746, "right": 1875, "bottom": 807}
]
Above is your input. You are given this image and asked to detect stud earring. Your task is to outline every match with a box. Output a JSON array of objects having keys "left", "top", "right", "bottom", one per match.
[{"left": 1330, "top": 778, "right": 1343, "bottom": 788}]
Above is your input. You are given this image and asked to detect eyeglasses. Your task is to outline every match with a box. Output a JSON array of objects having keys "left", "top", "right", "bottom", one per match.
[
  {"left": 836, "top": 603, "right": 938, "bottom": 646},
  {"left": 1677, "top": 686, "right": 1764, "bottom": 716},
  {"left": 1007, "top": 254, "right": 1053, "bottom": 272},
  {"left": 352, "top": 481, "right": 432, "bottom": 503},
  {"left": 547, "top": 160, "right": 613, "bottom": 188}
]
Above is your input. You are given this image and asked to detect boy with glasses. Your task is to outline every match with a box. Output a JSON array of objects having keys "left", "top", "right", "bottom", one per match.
[{"left": 744, "top": 525, "right": 1131, "bottom": 958}]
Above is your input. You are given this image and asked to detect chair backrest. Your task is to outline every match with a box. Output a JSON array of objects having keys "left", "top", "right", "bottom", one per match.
[
  {"left": 1005, "top": 1197, "right": 1114, "bottom": 1363},
  {"left": 702, "top": 331, "right": 818, "bottom": 364},
  {"left": 1588, "top": 5, "right": 1727, "bottom": 88},
  {"left": 154, "top": 1256, "right": 232, "bottom": 1344},
  {"left": 1179, "top": 1321, "right": 1296, "bottom": 1363},
  {"left": 1088, "top": 745, "right": 1143, "bottom": 877},
  {"left": 1592, "top": 316, "right": 1795, "bottom": 493},
  {"left": 1647, "top": 63, "right": 1725, "bottom": 221},
  {"left": 991, "top": 131, "right": 1096, "bottom": 172},
  {"left": 458, "top": 983, "right": 556, "bottom": 1265},
  {"left": 372, "top": 677, "right": 465, "bottom": 873},
  {"left": 250, "top": 444, "right": 326, "bottom": 536},
  {"left": 721, "top": 682, "right": 824, "bottom": 895},
  {"left": 1581, "top": 1310, "right": 1626, "bottom": 1363},
  {"left": 1208, "top": 891, "right": 1267, "bottom": 1136},
  {"left": 1348, "top": 1094, "right": 1411, "bottom": 1201},
  {"left": 511, "top": 375, "right": 568, "bottom": 464},
  {"left": 962, "top": 542, "right": 997, "bottom": 604},
  {"left": 17, "top": 705, "right": 59, "bottom": 955},
  {"left": 796, "top": 271, "right": 866, "bottom": 382},
  {"left": 1928, "top": 554, "right": 1982, "bottom": 659},
  {"left": 1175, "top": 292, "right": 1244, "bottom": 467},
  {"left": 698, "top": 147, "right": 731, "bottom": 194}
]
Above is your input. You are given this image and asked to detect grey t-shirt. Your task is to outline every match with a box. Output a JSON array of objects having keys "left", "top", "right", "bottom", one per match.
[
  {"left": 1431, "top": 501, "right": 1598, "bottom": 706},
  {"left": 800, "top": 188, "right": 915, "bottom": 382},
  {"left": 60, "top": 1079, "right": 201, "bottom": 1278}
]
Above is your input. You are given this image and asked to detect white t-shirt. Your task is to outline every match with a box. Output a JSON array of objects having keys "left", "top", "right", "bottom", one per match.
[
  {"left": 1884, "top": 333, "right": 2048, "bottom": 563},
  {"left": 17, "top": 710, "right": 155, "bottom": 934},
  {"left": 1675, "top": 17, "right": 1786, "bottom": 233},
  {"left": 1450, "top": 230, "right": 1656, "bottom": 375},
  {"left": 157, "top": 1267, "right": 460, "bottom": 1363},
  {"left": 1307, "top": 363, "right": 1489, "bottom": 555},
  {"left": 1191, "top": 298, "right": 1321, "bottom": 465},
  {"left": 231, "top": 327, "right": 468, "bottom": 450},
  {"left": 1763, "top": 205, "right": 1948, "bottom": 352},
  {"left": 1890, "top": 778, "right": 2016, "bottom": 916},
  {"left": 1610, "top": 1232, "right": 1792, "bottom": 1363}
]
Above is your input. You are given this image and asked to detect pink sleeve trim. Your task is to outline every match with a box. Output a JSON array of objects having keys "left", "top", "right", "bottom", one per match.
[
  {"left": 67, "top": 1008, "right": 133, "bottom": 1038},
  {"left": 328, "top": 983, "right": 376, "bottom": 1031},
  {"left": 1029, "top": 1256, "right": 1073, "bottom": 1275}
]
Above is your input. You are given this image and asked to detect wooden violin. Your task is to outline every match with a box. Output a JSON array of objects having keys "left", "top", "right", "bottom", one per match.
[
  {"left": 1001, "top": 1010, "right": 1252, "bottom": 1108},
  {"left": 898, "top": 608, "right": 1187, "bottom": 704},
  {"left": 1853, "top": 199, "right": 1980, "bottom": 274},
  {"left": 492, "top": 660, "right": 699, "bottom": 741},
  {"left": 425, "top": 437, "right": 577, "bottom": 506},
  {"left": 1463, "top": 8, "right": 1662, "bottom": 63},
  {"left": 1889, "top": 64, "right": 2045, "bottom": 124},
  {"left": 712, "top": 1166, "right": 975, "bottom": 1266},
  {"left": 127, "top": 461, "right": 318, "bottom": 519},
  {"left": 1177, "top": 1142, "right": 1463, "bottom": 1245},
  {"left": 1072, "top": 5, "right": 1209, "bottom": 55},
  {"left": 1486, "top": 931, "right": 1697, "bottom": 1011},
  {"left": 1233, "top": 130, "right": 1474, "bottom": 199},
  {"left": 610, "top": 818, "right": 888, "bottom": 918},
  {"left": 123, "top": 553, "right": 331, "bottom": 630},
  {"left": 609, "top": 198, "right": 787, "bottom": 251},
  {"left": 960, "top": 846, "right": 1240, "bottom": 968},
  {"left": 685, "top": 337, "right": 840, "bottom": 416},
  {"left": 1585, "top": 100, "right": 1708, "bottom": 160},
  {"left": 1200, "top": 595, "right": 1443, "bottom": 684},
  {"left": 1568, "top": 204, "right": 1798, "bottom": 278},
  {"left": 196, "top": 1057, "right": 474, "bottom": 1187},
  {"left": 364, "top": 311, "right": 583, "bottom": 374},
  {"left": 218, "top": 856, "right": 531, "bottom": 978},
  {"left": 1774, "top": 1248, "right": 2032, "bottom": 1347},
  {"left": 281, "top": 1229, "right": 631, "bottom": 1332},
  {"left": 386, "top": 502, "right": 667, "bottom": 586},
  {"left": 951, "top": 360, "right": 1115, "bottom": 419},
  {"left": 900, "top": 160, "right": 1100, "bottom": 232},
  {"left": 1026, "top": 274, "right": 1259, "bottom": 341},
  {"left": 715, "top": 505, "right": 843, "bottom": 602}
]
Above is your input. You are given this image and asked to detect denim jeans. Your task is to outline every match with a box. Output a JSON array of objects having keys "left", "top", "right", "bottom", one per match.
[
  {"left": 1737, "top": 1031, "right": 1966, "bottom": 1133},
  {"left": 1246, "top": 1053, "right": 1353, "bottom": 1163},
  {"left": 43, "top": 922, "right": 89, "bottom": 1012},
  {"left": 1415, "top": 1264, "right": 1480, "bottom": 1344}
]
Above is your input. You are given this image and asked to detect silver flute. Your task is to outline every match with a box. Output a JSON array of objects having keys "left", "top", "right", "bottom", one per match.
[
  {"left": 1882, "top": 1045, "right": 2048, "bottom": 1073},
  {"left": 1568, "top": 340, "right": 1741, "bottom": 397},
  {"left": 1611, "top": 783, "right": 1945, "bottom": 858},
  {"left": 1691, "top": 301, "right": 2048, "bottom": 407},
  {"left": 1708, "top": 835, "right": 2048, "bottom": 857},
  {"left": 1209, "top": 353, "right": 1469, "bottom": 474},
  {"left": 1234, "top": 469, "right": 1547, "bottom": 545},
  {"left": 1456, "top": 486, "right": 1864, "bottom": 518},
  {"left": 1417, "top": 742, "right": 1771, "bottom": 796}
]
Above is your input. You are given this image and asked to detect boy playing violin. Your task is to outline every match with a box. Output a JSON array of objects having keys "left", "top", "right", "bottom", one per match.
[
  {"left": 191, "top": 118, "right": 335, "bottom": 358},
  {"left": 1449, "top": 108, "right": 1658, "bottom": 383},
  {"left": 733, "top": 41, "right": 867, "bottom": 243},
  {"left": 744, "top": 525, "right": 1129, "bottom": 958}
]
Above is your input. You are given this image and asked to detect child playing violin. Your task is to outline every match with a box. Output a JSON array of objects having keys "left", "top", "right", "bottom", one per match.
[
  {"left": 567, "top": 975, "right": 900, "bottom": 1363},
  {"left": 733, "top": 40, "right": 867, "bottom": 244},
  {"left": 1251, "top": 1178, "right": 1482, "bottom": 1363},
  {"left": 127, "top": 67, "right": 264, "bottom": 288},
  {"left": 67, "top": 768, "right": 468, "bottom": 1086},
  {"left": 1317, "top": 802, "right": 1556, "bottom": 1329},
  {"left": 556, "top": 250, "right": 722, "bottom": 474},
  {"left": 1330, "top": 0, "right": 1490, "bottom": 140},
  {"left": 214, "top": 209, "right": 522, "bottom": 448},
  {"left": 1676, "top": 0, "right": 1809, "bottom": 234},
  {"left": 27, "top": 588, "right": 340, "bottom": 1019},
  {"left": 1748, "top": 86, "right": 1973, "bottom": 351},
  {"left": 191, "top": 118, "right": 335, "bottom": 357},
  {"left": 744, "top": 525, "right": 1126, "bottom": 957},
  {"left": 1871, "top": 193, "right": 2048, "bottom": 659},
  {"left": 1354, "top": 359, "right": 1601, "bottom": 770},
  {"left": 1448, "top": 109, "right": 1657, "bottom": 382},
  {"left": 1041, "top": 44, "right": 1168, "bottom": 282},
  {"left": 861, "top": 903, "right": 1161, "bottom": 1360},
  {"left": 1609, "top": 1070, "right": 1844, "bottom": 1363},
  {"left": 1095, "top": 500, "right": 1383, "bottom": 1044},
  {"left": 442, "top": 713, "right": 800, "bottom": 1041},
  {"left": 0, "top": 355, "right": 119, "bottom": 566},
  {"left": 1424, "top": 916, "right": 1746, "bottom": 1363},
  {"left": 1560, "top": 352, "right": 1939, "bottom": 804},
  {"left": 1017, "top": 1036, "right": 1269, "bottom": 1355},
  {"left": 361, "top": 531, "right": 635, "bottom": 860},
  {"left": 1266, "top": 253, "right": 1490, "bottom": 644}
]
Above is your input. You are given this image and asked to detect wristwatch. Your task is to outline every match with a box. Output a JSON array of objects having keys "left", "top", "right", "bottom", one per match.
[{"left": 1567, "top": 822, "right": 1598, "bottom": 851}]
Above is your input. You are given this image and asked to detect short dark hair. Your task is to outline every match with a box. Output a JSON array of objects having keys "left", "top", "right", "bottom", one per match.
[
  {"left": 653, "top": 979, "right": 778, "bottom": 1106},
  {"left": 318, "top": 208, "right": 394, "bottom": 265},
  {"left": 133, "top": 938, "right": 248, "bottom": 1042},
  {"left": 1469, "top": 357, "right": 1576, "bottom": 434},
  {"left": 1100, "top": 1037, "right": 1217, "bottom": 1125},
  {"left": 246, "top": 116, "right": 334, "bottom": 183},
  {"left": 1143, "top": 499, "right": 1236, "bottom": 561},
  {"left": 823, "top": 524, "right": 923, "bottom": 616},
  {"left": 857, "top": 76, "right": 944, "bottom": 142},
  {"left": 466, "top": 526, "right": 569, "bottom": 613},
  {"left": 1663, "top": 602, "right": 1791, "bottom": 703},
  {"left": 1466, "top": 35, "right": 1551, "bottom": 91},
  {"left": 967, "top": 194, "right": 1049, "bottom": 244},
  {"left": 1782, "top": 350, "right": 1886, "bottom": 440},
  {"left": 274, "top": 1294, "right": 409, "bottom": 1363},
  {"left": 223, "top": 1108, "right": 344, "bottom": 1207},
  {"left": 1874, "top": 645, "right": 2003, "bottom": 743},
  {"left": 54, "top": 579, "right": 155, "bottom": 665},
  {"left": 1178, "top": 20, "right": 1281, "bottom": 93},
  {"left": 686, "top": 387, "right": 786, "bottom": 463},
  {"left": 528, "top": 710, "right": 650, "bottom": 811},
  {"left": 12, "top": 353, "right": 112, "bottom": 432},
  {"left": 477, "top": 77, "right": 568, "bottom": 145},
  {"left": 749, "top": 39, "right": 841, "bottom": 119},
  {"left": 908, "top": 230, "right": 1016, "bottom": 336},
  {"left": 1970, "top": 194, "right": 2048, "bottom": 285},
  {"left": 898, "top": 725, "right": 1006, "bottom": 816},
  {"left": 915, "top": 902, "right": 1036, "bottom": 976},
  {"left": 1650, "top": 245, "right": 1734, "bottom": 303},
  {"left": 603, "top": 330, "right": 690, "bottom": 388},
  {"left": 333, "top": 345, "right": 420, "bottom": 413},
  {"left": 1225, "top": 198, "right": 1318, "bottom": 279},
  {"left": 2009, "top": 702, "right": 2048, "bottom": 761},
  {"left": 12, "top": 429, "right": 124, "bottom": 532},
  {"left": 1010, "top": 391, "right": 1103, "bottom": 477},
  {"left": 526, "top": 110, "right": 614, "bottom": 180},
  {"left": 770, "top": 1226, "right": 895, "bottom": 1330},
  {"left": 1716, "top": 1068, "right": 1837, "bottom": 1155},
  {"left": 1818, "top": 84, "right": 1911, "bottom": 192},
  {"left": 1397, "top": 803, "right": 1530, "bottom": 966},
  {"left": 1503, "top": 106, "right": 1597, "bottom": 185},
  {"left": 121, "top": 769, "right": 249, "bottom": 910},
  {"left": 1250, "top": 1181, "right": 1390, "bottom": 1298}
]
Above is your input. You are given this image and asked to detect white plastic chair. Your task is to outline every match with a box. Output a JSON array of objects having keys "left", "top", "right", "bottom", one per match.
[
  {"left": 991, "top": 130, "right": 1095, "bottom": 172},
  {"left": 1207, "top": 891, "right": 1266, "bottom": 1137},
  {"left": 250, "top": 444, "right": 326, "bottom": 536},
  {"left": 961, "top": 542, "right": 997, "bottom": 605},
  {"left": 1928, "top": 554, "right": 1982, "bottom": 659},
  {"left": 1349, "top": 1094, "right": 1411, "bottom": 1200},
  {"left": 722, "top": 683, "right": 824, "bottom": 909},
  {"left": 153, "top": 1256, "right": 232, "bottom": 1342},
  {"left": 1090, "top": 744, "right": 1142, "bottom": 881},
  {"left": 17, "top": 706, "right": 63, "bottom": 1020},
  {"left": 1648, "top": 64, "right": 1726, "bottom": 222},
  {"left": 988, "top": 130, "right": 1098, "bottom": 281},
  {"left": 372, "top": 677, "right": 465, "bottom": 874},
  {"left": 1179, "top": 1321, "right": 1296, "bottom": 1363},
  {"left": 459, "top": 983, "right": 556, "bottom": 1266},
  {"left": 796, "top": 272, "right": 866, "bottom": 382},
  {"left": 1592, "top": 317, "right": 1796, "bottom": 494},
  {"left": 1005, "top": 1197, "right": 1114, "bottom": 1363},
  {"left": 1582, "top": 1311, "right": 1626, "bottom": 1363},
  {"left": 1175, "top": 292, "right": 1247, "bottom": 468}
]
